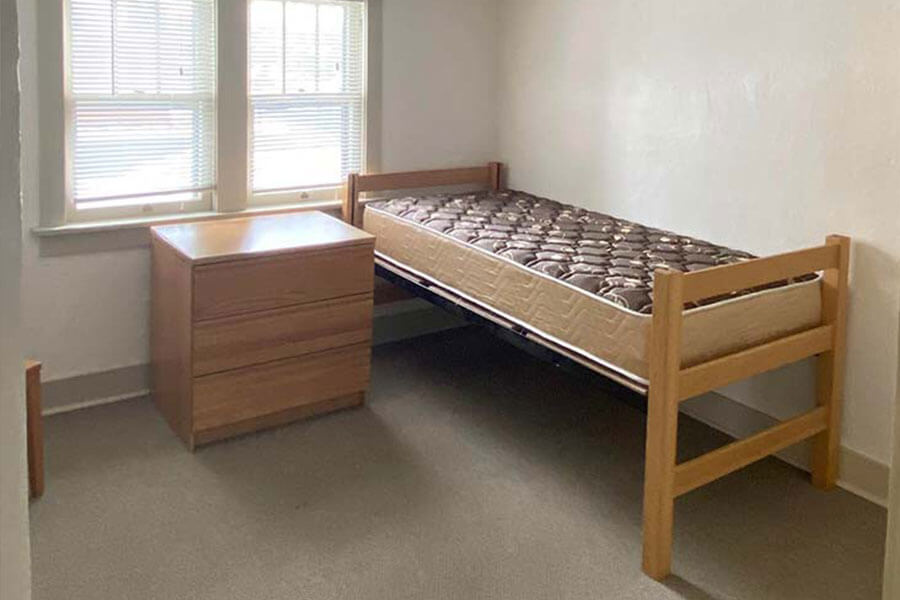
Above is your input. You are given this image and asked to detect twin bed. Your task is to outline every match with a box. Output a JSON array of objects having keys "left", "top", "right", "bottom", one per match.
[{"left": 342, "top": 162, "right": 849, "bottom": 579}]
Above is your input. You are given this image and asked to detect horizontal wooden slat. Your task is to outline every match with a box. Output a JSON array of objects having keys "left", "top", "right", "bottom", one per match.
[
  {"left": 678, "top": 325, "right": 834, "bottom": 400},
  {"left": 672, "top": 406, "right": 829, "bottom": 497},
  {"left": 357, "top": 166, "right": 492, "bottom": 193},
  {"left": 192, "top": 294, "right": 373, "bottom": 376},
  {"left": 193, "top": 393, "right": 364, "bottom": 447},
  {"left": 681, "top": 244, "right": 839, "bottom": 304},
  {"left": 193, "top": 344, "right": 371, "bottom": 432},
  {"left": 193, "top": 244, "right": 374, "bottom": 320}
]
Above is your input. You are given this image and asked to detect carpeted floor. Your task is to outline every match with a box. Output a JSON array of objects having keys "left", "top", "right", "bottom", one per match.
[{"left": 30, "top": 328, "right": 886, "bottom": 600}]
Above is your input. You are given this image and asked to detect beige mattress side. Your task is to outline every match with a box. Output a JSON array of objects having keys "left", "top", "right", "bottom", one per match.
[
  {"left": 682, "top": 282, "right": 822, "bottom": 369},
  {"left": 365, "top": 207, "right": 822, "bottom": 384}
]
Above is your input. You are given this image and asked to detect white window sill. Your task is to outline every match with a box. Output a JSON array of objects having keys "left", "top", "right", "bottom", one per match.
[{"left": 31, "top": 199, "right": 343, "bottom": 237}]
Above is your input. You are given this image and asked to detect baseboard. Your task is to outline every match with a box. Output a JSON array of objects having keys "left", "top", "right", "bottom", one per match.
[
  {"left": 41, "top": 316, "right": 889, "bottom": 508},
  {"left": 41, "top": 304, "right": 465, "bottom": 416},
  {"left": 682, "top": 392, "right": 891, "bottom": 507},
  {"left": 42, "top": 363, "right": 150, "bottom": 415}
]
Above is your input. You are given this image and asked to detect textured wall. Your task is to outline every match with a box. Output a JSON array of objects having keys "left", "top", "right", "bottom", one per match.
[
  {"left": 498, "top": 0, "right": 900, "bottom": 465},
  {"left": 379, "top": 0, "right": 498, "bottom": 171}
]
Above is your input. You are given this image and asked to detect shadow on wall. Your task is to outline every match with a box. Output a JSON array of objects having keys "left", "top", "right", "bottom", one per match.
[
  {"left": 841, "top": 240, "right": 900, "bottom": 458},
  {"left": 721, "top": 238, "right": 900, "bottom": 467}
]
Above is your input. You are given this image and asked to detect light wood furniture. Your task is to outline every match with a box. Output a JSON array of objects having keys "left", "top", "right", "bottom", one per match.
[
  {"left": 25, "top": 360, "right": 44, "bottom": 499},
  {"left": 343, "top": 162, "right": 850, "bottom": 580},
  {"left": 342, "top": 163, "right": 502, "bottom": 226},
  {"left": 151, "top": 212, "right": 375, "bottom": 449}
]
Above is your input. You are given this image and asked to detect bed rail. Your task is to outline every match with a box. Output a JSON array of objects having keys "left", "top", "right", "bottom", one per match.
[
  {"left": 342, "top": 162, "right": 503, "bottom": 226},
  {"left": 681, "top": 243, "right": 841, "bottom": 304},
  {"left": 642, "top": 235, "right": 850, "bottom": 579}
]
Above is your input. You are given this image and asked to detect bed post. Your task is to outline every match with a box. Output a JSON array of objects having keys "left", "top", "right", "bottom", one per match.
[
  {"left": 811, "top": 234, "right": 850, "bottom": 489},
  {"left": 488, "top": 162, "right": 503, "bottom": 191},
  {"left": 342, "top": 173, "right": 359, "bottom": 225},
  {"left": 642, "top": 268, "right": 684, "bottom": 580}
]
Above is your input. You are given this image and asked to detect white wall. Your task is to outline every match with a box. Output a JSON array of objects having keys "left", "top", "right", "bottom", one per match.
[
  {"left": 18, "top": 0, "right": 499, "bottom": 382},
  {"left": 1, "top": 0, "right": 32, "bottom": 597},
  {"left": 379, "top": 0, "right": 498, "bottom": 171},
  {"left": 498, "top": 0, "right": 900, "bottom": 466}
]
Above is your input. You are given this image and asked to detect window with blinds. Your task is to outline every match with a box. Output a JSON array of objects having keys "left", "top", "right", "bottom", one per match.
[
  {"left": 67, "top": 0, "right": 216, "bottom": 212},
  {"left": 250, "top": 0, "right": 365, "bottom": 195}
]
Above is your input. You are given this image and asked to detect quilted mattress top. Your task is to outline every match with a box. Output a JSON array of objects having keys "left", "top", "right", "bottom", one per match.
[{"left": 367, "top": 190, "right": 810, "bottom": 314}]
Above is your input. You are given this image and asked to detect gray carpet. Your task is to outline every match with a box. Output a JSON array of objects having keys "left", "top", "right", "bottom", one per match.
[{"left": 30, "top": 328, "right": 886, "bottom": 600}]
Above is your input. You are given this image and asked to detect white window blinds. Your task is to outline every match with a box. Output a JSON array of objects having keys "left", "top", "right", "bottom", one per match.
[
  {"left": 250, "top": 0, "right": 365, "bottom": 194},
  {"left": 67, "top": 0, "right": 216, "bottom": 210}
]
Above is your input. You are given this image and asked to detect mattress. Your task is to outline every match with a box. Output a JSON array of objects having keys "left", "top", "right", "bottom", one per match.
[{"left": 363, "top": 190, "right": 822, "bottom": 385}]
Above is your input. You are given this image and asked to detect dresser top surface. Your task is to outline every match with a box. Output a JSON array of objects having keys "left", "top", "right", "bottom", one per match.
[{"left": 152, "top": 211, "right": 374, "bottom": 264}]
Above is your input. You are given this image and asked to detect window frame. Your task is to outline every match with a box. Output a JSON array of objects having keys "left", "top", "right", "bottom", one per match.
[
  {"left": 247, "top": 0, "right": 369, "bottom": 199},
  {"left": 42, "top": 0, "right": 369, "bottom": 228}
]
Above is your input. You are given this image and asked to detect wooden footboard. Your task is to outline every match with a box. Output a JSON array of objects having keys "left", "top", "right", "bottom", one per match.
[
  {"left": 642, "top": 235, "right": 850, "bottom": 579},
  {"left": 342, "top": 163, "right": 851, "bottom": 581}
]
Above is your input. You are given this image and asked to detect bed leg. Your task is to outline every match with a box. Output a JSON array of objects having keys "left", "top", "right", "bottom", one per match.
[
  {"left": 342, "top": 173, "right": 359, "bottom": 225},
  {"left": 488, "top": 162, "right": 502, "bottom": 191},
  {"left": 811, "top": 235, "right": 850, "bottom": 490},
  {"left": 642, "top": 387, "right": 679, "bottom": 580},
  {"left": 642, "top": 269, "right": 684, "bottom": 580}
]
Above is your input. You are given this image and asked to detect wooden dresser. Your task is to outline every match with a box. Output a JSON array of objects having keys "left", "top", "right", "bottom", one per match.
[{"left": 150, "top": 212, "right": 375, "bottom": 449}]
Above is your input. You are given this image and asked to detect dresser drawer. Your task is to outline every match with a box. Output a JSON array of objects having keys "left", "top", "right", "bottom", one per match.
[
  {"left": 192, "top": 294, "right": 373, "bottom": 376},
  {"left": 192, "top": 244, "right": 374, "bottom": 320},
  {"left": 192, "top": 344, "right": 371, "bottom": 432}
]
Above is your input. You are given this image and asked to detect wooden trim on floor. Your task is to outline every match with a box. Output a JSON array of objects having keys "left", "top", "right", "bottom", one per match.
[
  {"left": 679, "top": 391, "right": 890, "bottom": 506},
  {"left": 26, "top": 360, "right": 44, "bottom": 499}
]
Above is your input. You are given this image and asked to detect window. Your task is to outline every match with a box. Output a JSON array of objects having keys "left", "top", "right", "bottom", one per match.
[
  {"left": 250, "top": 0, "right": 365, "bottom": 196},
  {"left": 55, "top": 0, "right": 367, "bottom": 225},
  {"left": 67, "top": 0, "right": 216, "bottom": 218}
]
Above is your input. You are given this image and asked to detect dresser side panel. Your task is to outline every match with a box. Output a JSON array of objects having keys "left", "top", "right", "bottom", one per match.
[{"left": 151, "top": 236, "right": 195, "bottom": 446}]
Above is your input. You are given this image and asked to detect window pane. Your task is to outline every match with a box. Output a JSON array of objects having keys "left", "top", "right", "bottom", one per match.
[
  {"left": 250, "top": 0, "right": 284, "bottom": 95},
  {"left": 250, "top": 0, "right": 365, "bottom": 194},
  {"left": 72, "top": 98, "right": 215, "bottom": 202},
  {"left": 68, "top": 0, "right": 216, "bottom": 208}
]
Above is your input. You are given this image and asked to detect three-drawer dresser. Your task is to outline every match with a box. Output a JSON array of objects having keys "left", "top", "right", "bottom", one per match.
[{"left": 150, "top": 212, "right": 375, "bottom": 449}]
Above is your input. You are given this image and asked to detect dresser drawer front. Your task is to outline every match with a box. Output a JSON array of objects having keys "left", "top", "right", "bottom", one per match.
[
  {"left": 193, "top": 244, "right": 374, "bottom": 320},
  {"left": 192, "top": 344, "right": 371, "bottom": 432},
  {"left": 192, "top": 295, "right": 373, "bottom": 376}
]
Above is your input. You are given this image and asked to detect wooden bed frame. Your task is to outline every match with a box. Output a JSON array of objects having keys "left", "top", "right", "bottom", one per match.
[{"left": 343, "top": 162, "right": 850, "bottom": 580}]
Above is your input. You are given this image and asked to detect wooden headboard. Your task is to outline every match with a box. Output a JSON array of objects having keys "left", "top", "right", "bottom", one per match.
[{"left": 342, "top": 162, "right": 503, "bottom": 226}]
